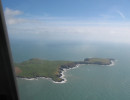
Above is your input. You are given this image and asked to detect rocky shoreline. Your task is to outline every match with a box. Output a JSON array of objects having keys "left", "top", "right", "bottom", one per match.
[
  {"left": 16, "top": 58, "right": 115, "bottom": 83},
  {"left": 55, "top": 58, "right": 115, "bottom": 82}
]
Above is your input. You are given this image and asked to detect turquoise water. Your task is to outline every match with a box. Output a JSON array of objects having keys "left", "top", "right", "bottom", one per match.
[{"left": 10, "top": 40, "right": 130, "bottom": 100}]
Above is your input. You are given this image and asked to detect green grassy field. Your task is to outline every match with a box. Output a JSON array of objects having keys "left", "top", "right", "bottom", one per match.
[
  {"left": 15, "top": 58, "right": 73, "bottom": 82},
  {"left": 15, "top": 58, "right": 113, "bottom": 82},
  {"left": 84, "top": 58, "right": 111, "bottom": 65}
]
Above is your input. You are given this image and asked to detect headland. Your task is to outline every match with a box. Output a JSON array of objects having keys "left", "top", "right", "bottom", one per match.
[{"left": 15, "top": 58, "right": 114, "bottom": 83}]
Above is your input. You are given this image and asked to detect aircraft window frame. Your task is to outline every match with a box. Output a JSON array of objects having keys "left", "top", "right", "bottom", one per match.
[{"left": 0, "top": 0, "right": 19, "bottom": 100}]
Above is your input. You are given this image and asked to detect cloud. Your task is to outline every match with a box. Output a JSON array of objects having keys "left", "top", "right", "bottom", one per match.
[
  {"left": 5, "top": 7, "right": 22, "bottom": 17},
  {"left": 4, "top": 8, "right": 27, "bottom": 25},
  {"left": 116, "top": 10, "right": 126, "bottom": 19},
  {"left": 8, "top": 22, "right": 130, "bottom": 44},
  {"left": 5, "top": 8, "right": 130, "bottom": 44}
]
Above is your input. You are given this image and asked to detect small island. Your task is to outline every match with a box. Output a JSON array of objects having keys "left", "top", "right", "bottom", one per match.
[{"left": 15, "top": 58, "right": 114, "bottom": 82}]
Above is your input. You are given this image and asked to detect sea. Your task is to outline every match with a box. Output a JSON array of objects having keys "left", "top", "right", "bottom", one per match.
[{"left": 10, "top": 39, "right": 130, "bottom": 100}]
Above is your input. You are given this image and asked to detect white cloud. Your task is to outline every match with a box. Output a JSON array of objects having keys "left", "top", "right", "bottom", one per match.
[
  {"left": 5, "top": 8, "right": 22, "bottom": 17},
  {"left": 4, "top": 8, "right": 27, "bottom": 25},
  {"left": 8, "top": 22, "right": 130, "bottom": 44},
  {"left": 116, "top": 10, "right": 126, "bottom": 19},
  {"left": 5, "top": 8, "right": 130, "bottom": 44}
]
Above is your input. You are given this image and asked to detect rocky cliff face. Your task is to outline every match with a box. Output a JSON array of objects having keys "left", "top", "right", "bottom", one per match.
[
  {"left": 60, "top": 63, "right": 77, "bottom": 70},
  {"left": 59, "top": 58, "right": 114, "bottom": 73}
]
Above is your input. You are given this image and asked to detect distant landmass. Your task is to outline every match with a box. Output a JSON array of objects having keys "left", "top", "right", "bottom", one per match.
[{"left": 15, "top": 58, "right": 114, "bottom": 82}]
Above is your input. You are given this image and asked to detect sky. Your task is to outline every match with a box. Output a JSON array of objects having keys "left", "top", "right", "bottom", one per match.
[{"left": 2, "top": 0, "right": 130, "bottom": 44}]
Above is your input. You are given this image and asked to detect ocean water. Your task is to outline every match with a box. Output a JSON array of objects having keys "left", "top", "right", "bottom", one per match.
[{"left": 10, "top": 40, "right": 130, "bottom": 100}]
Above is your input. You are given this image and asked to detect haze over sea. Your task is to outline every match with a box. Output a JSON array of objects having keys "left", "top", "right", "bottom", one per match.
[{"left": 10, "top": 39, "right": 130, "bottom": 100}]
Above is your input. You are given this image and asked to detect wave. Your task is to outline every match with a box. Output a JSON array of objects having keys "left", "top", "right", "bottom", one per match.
[
  {"left": 20, "top": 78, "right": 38, "bottom": 80},
  {"left": 107, "top": 60, "right": 115, "bottom": 66},
  {"left": 53, "top": 64, "right": 80, "bottom": 84}
]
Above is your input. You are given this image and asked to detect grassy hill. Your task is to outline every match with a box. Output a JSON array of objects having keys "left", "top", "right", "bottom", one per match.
[
  {"left": 84, "top": 58, "right": 112, "bottom": 65},
  {"left": 15, "top": 58, "right": 73, "bottom": 82},
  {"left": 15, "top": 58, "right": 113, "bottom": 82}
]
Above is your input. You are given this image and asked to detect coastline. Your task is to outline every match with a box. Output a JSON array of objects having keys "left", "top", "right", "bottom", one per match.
[
  {"left": 52, "top": 69, "right": 67, "bottom": 84},
  {"left": 53, "top": 64, "right": 80, "bottom": 84},
  {"left": 18, "top": 77, "right": 38, "bottom": 80},
  {"left": 18, "top": 64, "right": 81, "bottom": 83},
  {"left": 107, "top": 60, "right": 115, "bottom": 66},
  {"left": 17, "top": 59, "right": 115, "bottom": 83}
]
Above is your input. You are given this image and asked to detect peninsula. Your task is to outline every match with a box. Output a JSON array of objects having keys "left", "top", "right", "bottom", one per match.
[{"left": 15, "top": 58, "right": 114, "bottom": 82}]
